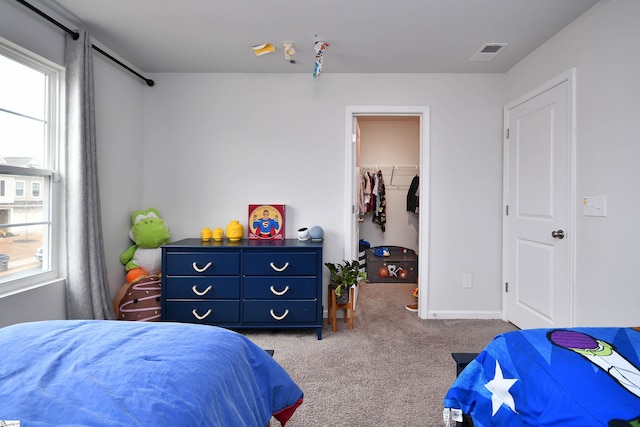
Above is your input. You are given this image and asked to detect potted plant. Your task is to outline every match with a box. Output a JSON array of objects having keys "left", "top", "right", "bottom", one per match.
[{"left": 325, "top": 260, "right": 368, "bottom": 304}]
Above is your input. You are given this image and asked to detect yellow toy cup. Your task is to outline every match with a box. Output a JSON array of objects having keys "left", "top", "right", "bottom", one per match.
[
  {"left": 200, "top": 227, "right": 212, "bottom": 241},
  {"left": 212, "top": 227, "right": 224, "bottom": 241}
]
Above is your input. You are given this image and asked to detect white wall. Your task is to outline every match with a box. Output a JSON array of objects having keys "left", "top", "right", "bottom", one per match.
[
  {"left": 142, "top": 73, "right": 506, "bottom": 317},
  {"left": 506, "top": 0, "right": 640, "bottom": 326}
]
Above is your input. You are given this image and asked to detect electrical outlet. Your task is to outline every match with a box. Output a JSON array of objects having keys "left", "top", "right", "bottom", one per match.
[{"left": 463, "top": 275, "right": 473, "bottom": 289}]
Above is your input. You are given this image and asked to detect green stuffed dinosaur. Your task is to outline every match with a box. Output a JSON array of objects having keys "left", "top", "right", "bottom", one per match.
[{"left": 120, "top": 208, "right": 170, "bottom": 279}]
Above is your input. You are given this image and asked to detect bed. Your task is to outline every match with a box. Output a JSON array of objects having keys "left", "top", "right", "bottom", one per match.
[
  {"left": 443, "top": 327, "right": 640, "bottom": 426},
  {"left": 0, "top": 320, "right": 303, "bottom": 426}
]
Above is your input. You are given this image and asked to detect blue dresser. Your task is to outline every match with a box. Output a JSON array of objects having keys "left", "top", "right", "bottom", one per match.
[{"left": 161, "top": 238, "right": 323, "bottom": 339}]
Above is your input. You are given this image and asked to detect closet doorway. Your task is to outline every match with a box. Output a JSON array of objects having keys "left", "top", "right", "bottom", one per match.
[{"left": 344, "top": 106, "right": 430, "bottom": 318}]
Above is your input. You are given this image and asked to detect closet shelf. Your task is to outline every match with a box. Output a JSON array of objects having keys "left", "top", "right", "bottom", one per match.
[{"left": 360, "top": 165, "right": 419, "bottom": 188}]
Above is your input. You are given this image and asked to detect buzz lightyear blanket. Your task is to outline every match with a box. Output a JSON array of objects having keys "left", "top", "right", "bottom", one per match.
[{"left": 444, "top": 327, "right": 640, "bottom": 426}]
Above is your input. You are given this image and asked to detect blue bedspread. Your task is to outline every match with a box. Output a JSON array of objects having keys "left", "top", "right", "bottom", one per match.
[
  {"left": 444, "top": 327, "right": 640, "bottom": 426},
  {"left": 0, "top": 320, "right": 303, "bottom": 426}
]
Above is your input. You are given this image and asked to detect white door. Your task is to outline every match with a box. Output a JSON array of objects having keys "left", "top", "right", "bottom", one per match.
[{"left": 504, "top": 72, "right": 575, "bottom": 329}]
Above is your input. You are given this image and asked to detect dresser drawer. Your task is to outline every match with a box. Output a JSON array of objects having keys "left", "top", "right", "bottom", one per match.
[
  {"left": 243, "top": 252, "right": 317, "bottom": 276},
  {"left": 243, "top": 277, "right": 317, "bottom": 299},
  {"left": 164, "top": 301, "right": 240, "bottom": 324},
  {"left": 165, "top": 252, "right": 240, "bottom": 276},
  {"left": 243, "top": 300, "right": 318, "bottom": 324},
  {"left": 164, "top": 277, "right": 240, "bottom": 299}
]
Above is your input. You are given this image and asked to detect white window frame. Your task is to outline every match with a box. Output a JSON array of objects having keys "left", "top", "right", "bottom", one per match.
[{"left": 0, "top": 36, "right": 64, "bottom": 295}]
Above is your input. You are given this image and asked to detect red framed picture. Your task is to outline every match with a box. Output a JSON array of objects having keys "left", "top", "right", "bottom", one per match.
[{"left": 248, "top": 204, "right": 285, "bottom": 240}]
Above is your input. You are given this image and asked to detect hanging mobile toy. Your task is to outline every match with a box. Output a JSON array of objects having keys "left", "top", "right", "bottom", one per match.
[
  {"left": 283, "top": 43, "right": 296, "bottom": 63},
  {"left": 313, "top": 41, "right": 329, "bottom": 78},
  {"left": 252, "top": 43, "right": 275, "bottom": 56}
]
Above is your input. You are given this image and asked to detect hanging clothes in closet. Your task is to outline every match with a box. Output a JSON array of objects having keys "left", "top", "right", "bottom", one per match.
[
  {"left": 406, "top": 174, "right": 419, "bottom": 214},
  {"left": 372, "top": 170, "right": 386, "bottom": 231},
  {"left": 367, "top": 170, "right": 376, "bottom": 213},
  {"left": 358, "top": 173, "right": 370, "bottom": 217},
  {"left": 359, "top": 169, "right": 375, "bottom": 216},
  {"left": 358, "top": 168, "right": 386, "bottom": 231}
]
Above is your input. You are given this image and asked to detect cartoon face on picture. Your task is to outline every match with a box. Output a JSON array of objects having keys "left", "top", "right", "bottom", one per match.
[{"left": 250, "top": 205, "right": 281, "bottom": 238}]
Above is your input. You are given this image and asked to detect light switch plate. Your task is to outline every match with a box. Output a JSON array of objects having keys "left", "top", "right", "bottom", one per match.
[{"left": 583, "top": 196, "right": 606, "bottom": 217}]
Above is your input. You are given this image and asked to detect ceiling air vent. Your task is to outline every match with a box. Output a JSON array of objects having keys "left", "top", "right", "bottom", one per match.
[{"left": 469, "top": 43, "right": 509, "bottom": 61}]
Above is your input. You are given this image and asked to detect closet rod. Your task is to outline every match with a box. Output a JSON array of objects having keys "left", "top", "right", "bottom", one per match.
[{"left": 16, "top": 0, "right": 155, "bottom": 87}]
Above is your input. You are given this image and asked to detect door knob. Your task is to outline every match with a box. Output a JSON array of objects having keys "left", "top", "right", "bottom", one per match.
[{"left": 551, "top": 229, "right": 565, "bottom": 239}]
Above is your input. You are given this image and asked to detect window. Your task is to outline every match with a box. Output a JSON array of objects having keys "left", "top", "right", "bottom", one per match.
[
  {"left": 15, "top": 181, "right": 24, "bottom": 197},
  {"left": 0, "top": 37, "right": 63, "bottom": 291},
  {"left": 32, "top": 181, "right": 41, "bottom": 198}
]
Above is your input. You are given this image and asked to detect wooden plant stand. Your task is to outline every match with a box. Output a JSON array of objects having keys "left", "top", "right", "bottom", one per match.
[{"left": 327, "top": 285, "right": 355, "bottom": 332}]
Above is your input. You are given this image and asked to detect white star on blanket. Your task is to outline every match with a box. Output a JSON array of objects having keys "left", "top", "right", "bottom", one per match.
[{"left": 484, "top": 360, "right": 518, "bottom": 415}]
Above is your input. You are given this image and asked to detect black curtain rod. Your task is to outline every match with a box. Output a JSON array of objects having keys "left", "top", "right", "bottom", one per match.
[{"left": 16, "top": 0, "right": 155, "bottom": 87}]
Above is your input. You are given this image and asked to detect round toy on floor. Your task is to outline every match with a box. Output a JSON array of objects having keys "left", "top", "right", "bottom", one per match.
[{"left": 113, "top": 274, "right": 162, "bottom": 321}]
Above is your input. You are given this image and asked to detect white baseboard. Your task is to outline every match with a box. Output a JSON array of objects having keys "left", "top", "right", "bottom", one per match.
[{"left": 426, "top": 310, "right": 503, "bottom": 320}]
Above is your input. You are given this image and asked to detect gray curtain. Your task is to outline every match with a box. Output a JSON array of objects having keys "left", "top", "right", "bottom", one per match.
[{"left": 64, "top": 30, "right": 114, "bottom": 319}]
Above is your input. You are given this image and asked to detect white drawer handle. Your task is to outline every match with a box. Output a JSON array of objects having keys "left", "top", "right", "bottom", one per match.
[
  {"left": 192, "top": 261, "right": 212, "bottom": 273},
  {"left": 192, "top": 308, "right": 212, "bottom": 320},
  {"left": 269, "top": 285, "right": 290, "bottom": 296},
  {"left": 192, "top": 285, "right": 212, "bottom": 296},
  {"left": 269, "top": 262, "right": 289, "bottom": 272},
  {"left": 269, "top": 309, "right": 289, "bottom": 321}
]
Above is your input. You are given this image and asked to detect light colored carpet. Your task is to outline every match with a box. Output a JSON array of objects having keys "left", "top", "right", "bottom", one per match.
[{"left": 242, "top": 282, "right": 518, "bottom": 426}]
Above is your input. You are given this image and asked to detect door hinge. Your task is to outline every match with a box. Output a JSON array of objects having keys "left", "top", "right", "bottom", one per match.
[
  {"left": 505, "top": 205, "right": 509, "bottom": 216},
  {"left": 505, "top": 282, "right": 509, "bottom": 293},
  {"left": 506, "top": 128, "right": 510, "bottom": 139}
]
